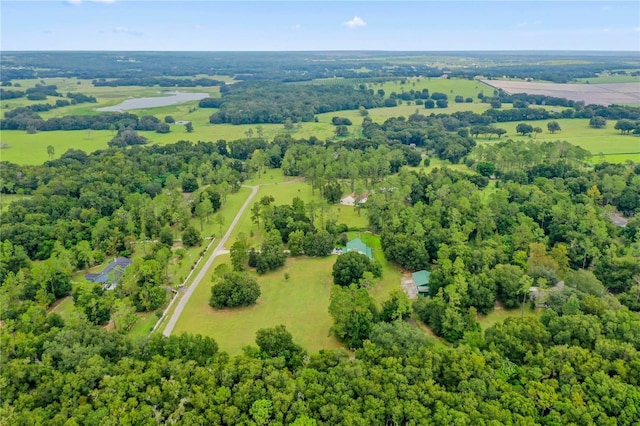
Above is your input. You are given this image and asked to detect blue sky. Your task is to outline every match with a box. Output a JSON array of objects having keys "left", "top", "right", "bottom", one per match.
[{"left": 2, "top": 1, "right": 639, "bottom": 51}]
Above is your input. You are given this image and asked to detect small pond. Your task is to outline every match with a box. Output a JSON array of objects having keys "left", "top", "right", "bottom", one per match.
[{"left": 96, "top": 91, "right": 210, "bottom": 112}]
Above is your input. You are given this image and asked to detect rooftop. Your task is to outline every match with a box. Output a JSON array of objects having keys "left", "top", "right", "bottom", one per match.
[
  {"left": 85, "top": 257, "right": 132, "bottom": 290},
  {"left": 346, "top": 238, "right": 372, "bottom": 259},
  {"left": 412, "top": 270, "right": 430, "bottom": 293}
]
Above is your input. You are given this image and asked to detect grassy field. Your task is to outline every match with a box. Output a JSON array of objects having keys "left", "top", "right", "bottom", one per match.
[
  {"left": 574, "top": 75, "right": 640, "bottom": 84},
  {"left": 6, "top": 111, "right": 637, "bottom": 166},
  {"left": 475, "top": 118, "right": 640, "bottom": 159},
  {"left": 171, "top": 174, "right": 401, "bottom": 354},
  {"left": 49, "top": 296, "right": 78, "bottom": 319},
  {"left": 477, "top": 306, "right": 540, "bottom": 330},
  {"left": 3, "top": 74, "right": 637, "bottom": 166},
  {"left": 376, "top": 77, "right": 494, "bottom": 100},
  {"left": 0, "top": 194, "right": 31, "bottom": 212},
  {"left": 171, "top": 254, "right": 343, "bottom": 354},
  {"left": 128, "top": 312, "right": 161, "bottom": 338}
]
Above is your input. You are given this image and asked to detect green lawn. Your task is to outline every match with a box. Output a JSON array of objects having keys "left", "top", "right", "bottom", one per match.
[
  {"left": 128, "top": 312, "right": 161, "bottom": 338},
  {"left": 477, "top": 306, "right": 540, "bottom": 330},
  {"left": 172, "top": 254, "right": 344, "bottom": 355},
  {"left": 0, "top": 194, "right": 31, "bottom": 212},
  {"left": 49, "top": 296, "right": 78, "bottom": 320}
]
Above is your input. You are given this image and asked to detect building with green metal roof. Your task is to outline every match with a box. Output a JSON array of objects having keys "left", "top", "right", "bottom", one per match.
[
  {"left": 346, "top": 238, "right": 372, "bottom": 259},
  {"left": 412, "top": 270, "right": 430, "bottom": 295}
]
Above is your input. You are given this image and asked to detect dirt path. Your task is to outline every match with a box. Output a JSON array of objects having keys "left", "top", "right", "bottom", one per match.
[
  {"left": 162, "top": 185, "right": 259, "bottom": 337},
  {"left": 401, "top": 274, "right": 418, "bottom": 299}
]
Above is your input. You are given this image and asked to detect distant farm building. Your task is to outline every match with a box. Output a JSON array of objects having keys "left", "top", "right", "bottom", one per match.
[
  {"left": 346, "top": 238, "right": 372, "bottom": 259},
  {"left": 85, "top": 257, "right": 132, "bottom": 291},
  {"left": 412, "top": 270, "right": 431, "bottom": 295},
  {"left": 340, "top": 193, "right": 368, "bottom": 206}
]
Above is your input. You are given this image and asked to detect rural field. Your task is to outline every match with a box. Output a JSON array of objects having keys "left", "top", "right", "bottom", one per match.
[
  {"left": 475, "top": 118, "right": 640, "bottom": 160},
  {"left": 574, "top": 74, "right": 640, "bottom": 84},
  {"left": 482, "top": 79, "right": 640, "bottom": 105},
  {"left": 171, "top": 239, "right": 402, "bottom": 354},
  {"left": 172, "top": 254, "right": 344, "bottom": 355}
]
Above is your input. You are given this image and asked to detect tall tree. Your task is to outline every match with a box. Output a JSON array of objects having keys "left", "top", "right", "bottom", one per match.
[
  {"left": 329, "top": 284, "right": 378, "bottom": 349},
  {"left": 547, "top": 121, "right": 561, "bottom": 133}
]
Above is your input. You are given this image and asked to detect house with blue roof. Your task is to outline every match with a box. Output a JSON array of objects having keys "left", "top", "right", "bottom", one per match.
[{"left": 85, "top": 257, "right": 132, "bottom": 290}]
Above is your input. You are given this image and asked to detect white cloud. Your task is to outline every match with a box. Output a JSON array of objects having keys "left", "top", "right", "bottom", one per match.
[
  {"left": 291, "top": 24, "right": 301, "bottom": 30},
  {"left": 602, "top": 28, "right": 610, "bottom": 33},
  {"left": 635, "top": 27, "right": 640, "bottom": 32},
  {"left": 113, "top": 26, "right": 143, "bottom": 36},
  {"left": 516, "top": 22, "right": 528, "bottom": 28},
  {"left": 193, "top": 24, "right": 202, "bottom": 30},
  {"left": 67, "top": 0, "right": 116, "bottom": 4},
  {"left": 344, "top": 16, "right": 366, "bottom": 29}
]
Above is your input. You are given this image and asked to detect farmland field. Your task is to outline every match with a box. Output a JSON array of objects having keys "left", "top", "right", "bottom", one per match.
[{"left": 482, "top": 79, "right": 640, "bottom": 105}]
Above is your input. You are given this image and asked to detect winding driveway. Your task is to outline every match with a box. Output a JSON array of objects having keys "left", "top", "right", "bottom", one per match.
[{"left": 162, "top": 185, "right": 259, "bottom": 336}]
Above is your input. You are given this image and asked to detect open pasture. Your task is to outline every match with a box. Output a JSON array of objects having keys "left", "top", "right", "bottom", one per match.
[
  {"left": 481, "top": 79, "right": 640, "bottom": 105},
  {"left": 3, "top": 114, "right": 637, "bottom": 166},
  {"left": 479, "top": 118, "right": 640, "bottom": 159},
  {"left": 574, "top": 74, "right": 640, "bottom": 84},
  {"left": 377, "top": 77, "right": 493, "bottom": 101},
  {"left": 172, "top": 254, "right": 344, "bottom": 355}
]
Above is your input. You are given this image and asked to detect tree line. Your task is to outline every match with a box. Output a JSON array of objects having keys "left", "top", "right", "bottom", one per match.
[{"left": 92, "top": 77, "right": 225, "bottom": 87}]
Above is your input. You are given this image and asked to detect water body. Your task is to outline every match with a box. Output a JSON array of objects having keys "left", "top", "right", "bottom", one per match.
[{"left": 96, "top": 91, "right": 210, "bottom": 112}]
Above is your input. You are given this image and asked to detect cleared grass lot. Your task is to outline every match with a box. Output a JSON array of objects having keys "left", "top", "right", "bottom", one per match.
[{"left": 173, "top": 255, "right": 343, "bottom": 355}]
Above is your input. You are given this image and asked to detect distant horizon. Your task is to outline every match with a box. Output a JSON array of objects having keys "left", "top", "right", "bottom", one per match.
[
  {"left": 2, "top": 1, "right": 639, "bottom": 51},
  {"left": 2, "top": 49, "right": 639, "bottom": 53}
]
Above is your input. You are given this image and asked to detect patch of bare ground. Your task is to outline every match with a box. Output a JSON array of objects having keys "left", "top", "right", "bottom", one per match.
[{"left": 481, "top": 80, "right": 640, "bottom": 105}]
